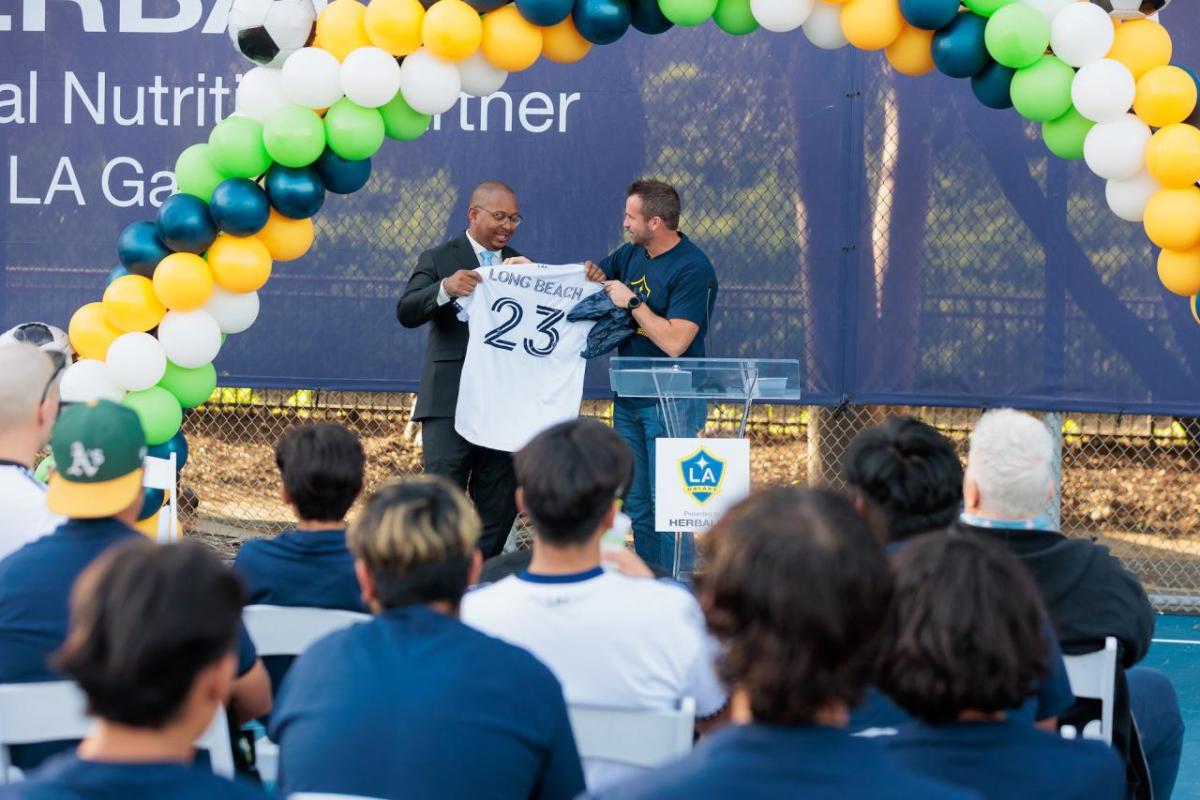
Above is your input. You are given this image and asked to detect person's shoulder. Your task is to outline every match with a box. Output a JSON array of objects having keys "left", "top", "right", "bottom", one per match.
[
  {"left": 423, "top": 235, "right": 469, "bottom": 261},
  {"left": 461, "top": 576, "right": 521, "bottom": 612},
  {"left": 185, "top": 769, "right": 271, "bottom": 800},
  {"left": 457, "top": 616, "right": 563, "bottom": 688},
  {"left": 609, "top": 573, "right": 701, "bottom": 613},
  {"left": 592, "top": 752, "right": 710, "bottom": 800}
]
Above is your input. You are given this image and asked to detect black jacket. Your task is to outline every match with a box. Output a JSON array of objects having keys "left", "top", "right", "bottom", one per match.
[{"left": 397, "top": 234, "right": 521, "bottom": 420}]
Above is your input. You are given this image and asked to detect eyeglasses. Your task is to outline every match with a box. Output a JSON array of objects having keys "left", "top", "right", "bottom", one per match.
[
  {"left": 473, "top": 206, "right": 523, "bottom": 227},
  {"left": 40, "top": 351, "right": 67, "bottom": 408}
]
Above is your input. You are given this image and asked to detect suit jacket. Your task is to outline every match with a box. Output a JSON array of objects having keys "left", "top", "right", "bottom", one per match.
[{"left": 397, "top": 234, "right": 522, "bottom": 420}]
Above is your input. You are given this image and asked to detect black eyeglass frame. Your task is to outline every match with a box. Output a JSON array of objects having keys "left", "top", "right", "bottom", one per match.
[{"left": 472, "top": 206, "right": 524, "bottom": 227}]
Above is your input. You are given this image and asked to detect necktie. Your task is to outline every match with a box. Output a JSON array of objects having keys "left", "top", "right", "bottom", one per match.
[{"left": 480, "top": 251, "right": 496, "bottom": 267}]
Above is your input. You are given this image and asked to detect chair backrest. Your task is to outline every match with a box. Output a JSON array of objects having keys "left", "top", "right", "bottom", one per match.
[
  {"left": 1062, "top": 636, "right": 1118, "bottom": 745},
  {"left": 567, "top": 698, "right": 695, "bottom": 770},
  {"left": 242, "top": 605, "right": 371, "bottom": 657},
  {"left": 142, "top": 453, "right": 178, "bottom": 543}
]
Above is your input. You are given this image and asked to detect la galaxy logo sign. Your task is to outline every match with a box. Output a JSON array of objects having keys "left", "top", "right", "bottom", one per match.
[{"left": 678, "top": 447, "right": 726, "bottom": 505}]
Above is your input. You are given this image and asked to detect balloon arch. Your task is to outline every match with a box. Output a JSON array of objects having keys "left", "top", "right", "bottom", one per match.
[{"left": 59, "top": 0, "right": 1197, "bottom": 490}]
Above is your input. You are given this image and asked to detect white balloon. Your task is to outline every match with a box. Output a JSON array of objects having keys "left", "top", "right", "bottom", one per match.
[
  {"left": 1050, "top": 4, "right": 1115, "bottom": 67},
  {"left": 282, "top": 47, "right": 343, "bottom": 109},
  {"left": 398, "top": 48, "right": 463, "bottom": 116},
  {"left": 1106, "top": 171, "right": 1161, "bottom": 222},
  {"left": 203, "top": 287, "right": 261, "bottom": 335},
  {"left": 1020, "top": 0, "right": 1077, "bottom": 21},
  {"left": 104, "top": 333, "right": 167, "bottom": 392},
  {"left": 235, "top": 66, "right": 289, "bottom": 122},
  {"left": 1071, "top": 59, "right": 1135, "bottom": 123},
  {"left": 1083, "top": 114, "right": 1153, "bottom": 181},
  {"left": 458, "top": 52, "right": 508, "bottom": 97},
  {"left": 60, "top": 360, "right": 125, "bottom": 404},
  {"left": 340, "top": 46, "right": 403, "bottom": 109},
  {"left": 802, "top": 2, "right": 847, "bottom": 49},
  {"left": 157, "top": 310, "right": 222, "bottom": 369},
  {"left": 750, "top": 0, "right": 815, "bottom": 33}
]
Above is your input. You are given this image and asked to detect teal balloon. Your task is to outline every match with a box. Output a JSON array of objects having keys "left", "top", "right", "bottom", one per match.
[
  {"left": 630, "top": 0, "right": 672, "bottom": 33},
  {"left": 117, "top": 221, "right": 171, "bottom": 277},
  {"left": 107, "top": 265, "right": 130, "bottom": 284},
  {"left": 931, "top": 12, "right": 990, "bottom": 80},
  {"left": 573, "top": 0, "right": 632, "bottom": 44},
  {"left": 1010, "top": 55, "right": 1075, "bottom": 123},
  {"left": 210, "top": 178, "right": 270, "bottom": 237},
  {"left": 156, "top": 193, "right": 218, "bottom": 254},
  {"left": 148, "top": 429, "right": 190, "bottom": 470},
  {"left": 265, "top": 164, "right": 326, "bottom": 220},
  {"left": 971, "top": 61, "right": 1015, "bottom": 109},
  {"left": 316, "top": 149, "right": 373, "bottom": 194},
  {"left": 899, "top": 0, "right": 959, "bottom": 30},
  {"left": 139, "top": 487, "right": 165, "bottom": 520},
  {"left": 516, "top": 0, "right": 573, "bottom": 25}
]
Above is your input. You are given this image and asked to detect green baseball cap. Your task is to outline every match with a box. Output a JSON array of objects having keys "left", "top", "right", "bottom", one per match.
[{"left": 47, "top": 400, "right": 147, "bottom": 518}]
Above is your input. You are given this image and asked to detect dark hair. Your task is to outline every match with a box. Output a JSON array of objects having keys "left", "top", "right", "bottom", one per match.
[
  {"left": 54, "top": 541, "right": 245, "bottom": 729},
  {"left": 348, "top": 476, "right": 479, "bottom": 610},
  {"left": 627, "top": 179, "right": 681, "bottom": 230},
  {"left": 275, "top": 423, "right": 366, "bottom": 522},
  {"left": 877, "top": 530, "right": 1050, "bottom": 724},
  {"left": 841, "top": 416, "right": 963, "bottom": 542},
  {"left": 698, "top": 487, "right": 891, "bottom": 725},
  {"left": 514, "top": 419, "right": 633, "bottom": 546}
]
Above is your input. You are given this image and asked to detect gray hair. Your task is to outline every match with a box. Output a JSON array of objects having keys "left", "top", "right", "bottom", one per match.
[
  {"left": 0, "top": 344, "right": 55, "bottom": 433},
  {"left": 966, "top": 409, "right": 1054, "bottom": 520}
]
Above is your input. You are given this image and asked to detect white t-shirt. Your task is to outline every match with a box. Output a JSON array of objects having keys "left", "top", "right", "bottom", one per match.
[
  {"left": 0, "top": 463, "right": 63, "bottom": 560},
  {"left": 461, "top": 569, "right": 727, "bottom": 792},
  {"left": 454, "top": 264, "right": 601, "bottom": 452}
]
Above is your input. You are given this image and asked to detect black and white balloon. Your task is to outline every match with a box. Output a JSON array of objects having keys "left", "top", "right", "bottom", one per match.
[
  {"left": 227, "top": 0, "right": 318, "bottom": 68},
  {"left": 1090, "top": 0, "right": 1171, "bottom": 20}
]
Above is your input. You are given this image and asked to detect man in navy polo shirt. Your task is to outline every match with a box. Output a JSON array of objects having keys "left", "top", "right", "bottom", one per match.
[{"left": 584, "top": 179, "right": 718, "bottom": 574}]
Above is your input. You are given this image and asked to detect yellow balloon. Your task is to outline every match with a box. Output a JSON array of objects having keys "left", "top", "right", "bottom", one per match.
[
  {"left": 316, "top": 0, "right": 373, "bottom": 61},
  {"left": 1108, "top": 19, "right": 1171, "bottom": 81},
  {"left": 102, "top": 275, "right": 166, "bottom": 333},
  {"left": 1145, "top": 124, "right": 1200, "bottom": 190},
  {"left": 1144, "top": 187, "right": 1200, "bottom": 251},
  {"left": 365, "top": 0, "right": 425, "bottom": 55},
  {"left": 1158, "top": 247, "right": 1200, "bottom": 297},
  {"left": 1134, "top": 66, "right": 1198, "bottom": 129},
  {"left": 840, "top": 0, "right": 903, "bottom": 51},
  {"left": 481, "top": 5, "right": 543, "bottom": 72},
  {"left": 134, "top": 509, "right": 160, "bottom": 538},
  {"left": 541, "top": 17, "right": 591, "bottom": 64},
  {"left": 206, "top": 234, "right": 274, "bottom": 293},
  {"left": 68, "top": 302, "right": 122, "bottom": 361},
  {"left": 152, "top": 253, "right": 215, "bottom": 311},
  {"left": 257, "top": 210, "right": 315, "bottom": 262},
  {"left": 423, "top": 0, "right": 483, "bottom": 61},
  {"left": 885, "top": 24, "right": 933, "bottom": 77}
]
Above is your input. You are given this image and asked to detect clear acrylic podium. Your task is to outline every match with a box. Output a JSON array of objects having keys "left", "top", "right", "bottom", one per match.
[{"left": 609, "top": 357, "right": 802, "bottom": 576}]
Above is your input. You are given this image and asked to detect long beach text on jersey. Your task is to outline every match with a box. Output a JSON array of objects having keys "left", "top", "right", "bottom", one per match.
[{"left": 491, "top": 268, "right": 587, "bottom": 302}]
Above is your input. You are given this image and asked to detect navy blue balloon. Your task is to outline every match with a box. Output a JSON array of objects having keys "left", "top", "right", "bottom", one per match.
[
  {"left": 148, "top": 429, "right": 190, "bottom": 471},
  {"left": 210, "top": 178, "right": 270, "bottom": 237},
  {"left": 971, "top": 62, "right": 1015, "bottom": 110},
  {"left": 156, "top": 193, "right": 217, "bottom": 254},
  {"left": 573, "top": 0, "right": 631, "bottom": 44},
  {"left": 517, "top": 0, "right": 574, "bottom": 25},
  {"left": 899, "top": 0, "right": 958, "bottom": 31},
  {"left": 931, "top": 12, "right": 990, "bottom": 80},
  {"left": 1180, "top": 66, "right": 1200, "bottom": 128},
  {"left": 139, "top": 487, "right": 165, "bottom": 521},
  {"left": 462, "top": 0, "right": 507, "bottom": 10},
  {"left": 265, "top": 164, "right": 326, "bottom": 220},
  {"left": 315, "top": 150, "right": 372, "bottom": 195},
  {"left": 117, "top": 220, "right": 171, "bottom": 277},
  {"left": 107, "top": 265, "right": 130, "bottom": 285},
  {"left": 629, "top": 0, "right": 670, "bottom": 34}
]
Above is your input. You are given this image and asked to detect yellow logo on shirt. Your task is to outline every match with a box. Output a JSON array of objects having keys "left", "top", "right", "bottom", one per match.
[{"left": 630, "top": 276, "right": 651, "bottom": 299}]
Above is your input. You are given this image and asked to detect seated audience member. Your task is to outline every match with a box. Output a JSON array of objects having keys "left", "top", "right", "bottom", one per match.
[
  {"left": 961, "top": 409, "right": 1182, "bottom": 799},
  {"left": 879, "top": 530, "right": 1123, "bottom": 800},
  {"left": 0, "top": 401, "right": 271, "bottom": 770},
  {"left": 840, "top": 416, "right": 1073, "bottom": 734},
  {"left": 595, "top": 487, "right": 976, "bottom": 800},
  {"left": 0, "top": 344, "right": 64, "bottom": 559},
  {"left": 461, "top": 419, "right": 727, "bottom": 792},
  {"left": 270, "top": 476, "right": 585, "bottom": 799},
  {"left": 7, "top": 541, "right": 269, "bottom": 799},
  {"left": 233, "top": 423, "right": 368, "bottom": 691}
]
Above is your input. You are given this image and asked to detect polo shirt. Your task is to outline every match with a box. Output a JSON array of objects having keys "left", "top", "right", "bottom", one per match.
[
  {"left": 461, "top": 567, "right": 727, "bottom": 792},
  {"left": 0, "top": 461, "right": 63, "bottom": 561},
  {"left": 593, "top": 723, "right": 980, "bottom": 800},
  {"left": 0, "top": 754, "right": 269, "bottom": 799},
  {"left": 270, "top": 604, "right": 585, "bottom": 800},
  {"left": 887, "top": 719, "right": 1124, "bottom": 800}
]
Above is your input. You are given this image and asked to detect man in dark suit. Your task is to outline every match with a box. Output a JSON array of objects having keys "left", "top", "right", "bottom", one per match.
[{"left": 397, "top": 181, "right": 526, "bottom": 558}]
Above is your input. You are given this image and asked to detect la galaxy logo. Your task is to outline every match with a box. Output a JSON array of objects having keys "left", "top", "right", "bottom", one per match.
[
  {"left": 630, "top": 276, "right": 651, "bottom": 300},
  {"left": 678, "top": 447, "right": 726, "bottom": 505}
]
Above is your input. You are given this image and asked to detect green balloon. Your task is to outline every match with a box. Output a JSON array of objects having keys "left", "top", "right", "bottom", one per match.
[
  {"left": 984, "top": 3, "right": 1050, "bottom": 69},
  {"left": 174, "top": 144, "right": 227, "bottom": 203},
  {"left": 380, "top": 92, "right": 432, "bottom": 141},
  {"left": 124, "top": 386, "right": 184, "bottom": 447},
  {"left": 1010, "top": 56, "right": 1075, "bottom": 123},
  {"left": 262, "top": 105, "right": 327, "bottom": 168},
  {"left": 34, "top": 454, "right": 54, "bottom": 483},
  {"left": 712, "top": 0, "right": 757, "bottom": 35},
  {"left": 659, "top": 0, "right": 717, "bottom": 26},
  {"left": 158, "top": 361, "right": 218, "bottom": 409},
  {"left": 1042, "top": 107, "right": 1094, "bottom": 161},
  {"left": 963, "top": 0, "right": 1014, "bottom": 17},
  {"left": 325, "top": 99, "right": 386, "bottom": 162},
  {"left": 208, "top": 116, "right": 272, "bottom": 179}
]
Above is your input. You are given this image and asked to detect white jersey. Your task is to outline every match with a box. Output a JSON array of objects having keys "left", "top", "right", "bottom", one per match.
[
  {"left": 461, "top": 569, "right": 727, "bottom": 792},
  {"left": 454, "top": 264, "right": 601, "bottom": 452},
  {"left": 0, "top": 464, "right": 63, "bottom": 561}
]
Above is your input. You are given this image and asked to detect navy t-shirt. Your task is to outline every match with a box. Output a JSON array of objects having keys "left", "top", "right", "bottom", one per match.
[
  {"left": 0, "top": 754, "right": 269, "bottom": 799},
  {"left": 887, "top": 719, "right": 1124, "bottom": 800},
  {"left": 594, "top": 723, "right": 979, "bottom": 800},
  {"left": 270, "top": 604, "right": 585, "bottom": 799}
]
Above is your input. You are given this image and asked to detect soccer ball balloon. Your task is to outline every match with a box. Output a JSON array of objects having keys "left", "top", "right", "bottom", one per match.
[
  {"left": 0, "top": 322, "right": 73, "bottom": 367},
  {"left": 1089, "top": 0, "right": 1171, "bottom": 20},
  {"left": 228, "top": 0, "right": 318, "bottom": 68}
]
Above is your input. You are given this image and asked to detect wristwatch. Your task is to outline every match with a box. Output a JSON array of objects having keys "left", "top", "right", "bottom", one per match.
[{"left": 627, "top": 295, "right": 643, "bottom": 311}]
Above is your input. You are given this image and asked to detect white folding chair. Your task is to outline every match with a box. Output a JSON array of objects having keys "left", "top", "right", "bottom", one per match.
[
  {"left": 143, "top": 453, "right": 178, "bottom": 543},
  {"left": 567, "top": 698, "right": 695, "bottom": 770},
  {"left": 1062, "top": 636, "right": 1118, "bottom": 745}
]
